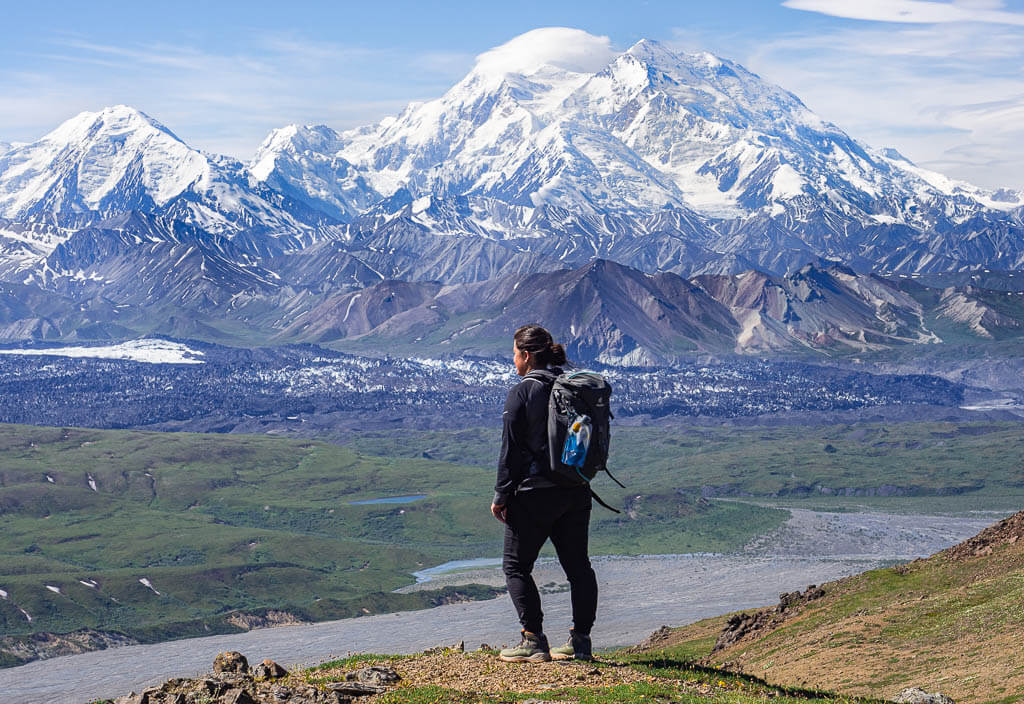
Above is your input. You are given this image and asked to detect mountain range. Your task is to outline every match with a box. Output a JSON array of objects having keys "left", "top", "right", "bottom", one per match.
[{"left": 0, "top": 29, "right": 1022, "bottom": 358}]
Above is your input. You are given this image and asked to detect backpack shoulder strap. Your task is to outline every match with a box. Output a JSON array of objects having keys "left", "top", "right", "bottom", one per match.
[
  {"left": 590, "top": 488, "right": 621, "bottom": 513},
  {"left": 524, "top": 369, "right": 558, "bottom": 385}
]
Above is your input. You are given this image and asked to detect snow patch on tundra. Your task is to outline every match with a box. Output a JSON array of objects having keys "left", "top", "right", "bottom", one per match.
[{"left": 0, "top": 339, "right": 204, "bottom": 364}]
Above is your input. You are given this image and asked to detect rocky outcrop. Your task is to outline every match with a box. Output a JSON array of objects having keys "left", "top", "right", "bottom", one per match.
[
  {"left": 941, "top": 510, "right": 1024, "bottom": 561},
  {"left": 213, "top": 651, "right": 249, "bottom": 675},
  {"left": 894, "top": 687, "right": 955, "bottom": 704},
  {"left": 712, "top": 584, "right": 826, "bottom": 653},
  {"left": 225, "top": 610, "right": 307, "bottom": 631},
  {"left": 113, "top": 653, "right": 400, "bottom": 704},
  {"left": 626, "top": 625, "right": 674, "bottom": 653},
  {"left": 0, "top": 629, "right": 136, "bottom": 665}
]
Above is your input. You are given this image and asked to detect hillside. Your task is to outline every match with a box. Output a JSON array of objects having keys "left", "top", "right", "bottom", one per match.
[
  {"left": 88, "top": 645, "right": 888, "bottom": 704},
  {"left": 645, "top": 512, "right": 1024, "bottom": 703}
]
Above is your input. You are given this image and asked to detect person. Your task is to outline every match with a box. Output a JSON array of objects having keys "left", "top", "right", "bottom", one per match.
[{"left": 491, "top": 324, "right": 597, "bottom": 663}]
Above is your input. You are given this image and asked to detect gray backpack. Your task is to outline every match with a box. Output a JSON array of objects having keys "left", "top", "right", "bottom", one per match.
[{"left": 544, "top": 370, "right": 624, "bottom": 511}]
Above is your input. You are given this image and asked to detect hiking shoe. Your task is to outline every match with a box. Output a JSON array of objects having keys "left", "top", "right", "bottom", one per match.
[
  {"left": 499, "top": 631, "right": 551, "bottom": 662},
  {"left": 550, "top": 630, "right": 592, "bottom": 661}
]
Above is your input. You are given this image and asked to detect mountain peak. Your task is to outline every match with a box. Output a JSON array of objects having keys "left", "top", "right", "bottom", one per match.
[
  {"left": 46, "top": 105, "right": 180, "bottom": 147},
  {"left": 624, "top": 38, "right": 675, "bottom": 62}
]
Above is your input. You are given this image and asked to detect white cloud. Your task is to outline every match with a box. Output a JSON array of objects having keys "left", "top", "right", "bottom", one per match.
[
  {"left": 0, "top": 33, "right": 470, "bottom": 161},
  {"left": 723, "top": 16, "right": 1024, "bottom": 189},
  {"left": 473, "top": 27, "right": 616, "bottom": 76},
  {"left": 783, "top": 0, "right": 1024, "bottom": 25}
]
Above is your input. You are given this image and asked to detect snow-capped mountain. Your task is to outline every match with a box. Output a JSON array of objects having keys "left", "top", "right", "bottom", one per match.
[
  {"left": 0, "top": 106, "right": 325, "bottom": 238},
  {"left": 250, "top": 124, "right": 380, "bottom": 221},
  {"left": 1, "top": 28, "right": 1023, "bottom": 355},
  {"left": 250, "top": 29, "right": 1024, "bottom": 275}
]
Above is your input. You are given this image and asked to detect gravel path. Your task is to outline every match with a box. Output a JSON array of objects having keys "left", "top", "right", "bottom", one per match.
[{"left": 0, "top": 509, "right": 996, "bottom": 704}]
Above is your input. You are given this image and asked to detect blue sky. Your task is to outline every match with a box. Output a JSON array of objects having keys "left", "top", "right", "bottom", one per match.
[{"left": 3, "top": 0, "right": 1024, "bottom": 189}]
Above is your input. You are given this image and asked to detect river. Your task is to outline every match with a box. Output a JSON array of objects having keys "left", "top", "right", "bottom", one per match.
[{"left": 0, "top": 509, "right": 996, "bottom": 704}]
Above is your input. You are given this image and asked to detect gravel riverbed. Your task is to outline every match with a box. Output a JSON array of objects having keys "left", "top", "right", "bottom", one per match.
[{"left": 0, "top": 509, "right": 997, "bottom": 704}]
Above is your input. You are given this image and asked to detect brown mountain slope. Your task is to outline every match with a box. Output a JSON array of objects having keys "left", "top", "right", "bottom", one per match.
[{"left": 642, "top": 511, "right": 1024, "bottom": 703}]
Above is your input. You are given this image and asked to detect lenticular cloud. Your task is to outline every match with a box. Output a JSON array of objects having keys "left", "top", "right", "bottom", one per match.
[{"left": 473, "top": 27, "right": 616, "bottom": 76}]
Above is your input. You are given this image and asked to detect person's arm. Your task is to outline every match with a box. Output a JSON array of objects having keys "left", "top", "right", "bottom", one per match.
[{"left": 493, "top": 385, "right": 529, "bottom": 519}]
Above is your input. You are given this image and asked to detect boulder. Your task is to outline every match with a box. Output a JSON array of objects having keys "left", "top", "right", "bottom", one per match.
[
  {"left": 196, "top": 677, "right": 229, "bottom": 697},
  {"left": 894, "top": 688, "right": 955, "bottom": 704},
  {"left": 213, "top": 651, "right": 250, "bottom": 674},
  {"left": 267, "top": 684, "right": 293, "bottom": 702},
  {"left": 345, "top": 665, "right": 401, "bottom": 686},
  {"left": 326, "top": 681, "right": 385, "bottom": 696},
  {"left": 219, "top": 688, "right": 258, "bottom": 704},
  {"left": 252, "top": 658, "right": 289, "bottom": 680}
]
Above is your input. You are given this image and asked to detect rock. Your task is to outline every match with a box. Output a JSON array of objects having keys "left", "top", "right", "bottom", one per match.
[
  {"left": 213, "top": 651, "right": 250, "bottom": 674},
  {"left": 252, "top": 658, "right": 289, "bottom": 680},
  {"left": 345, "top": 665, "right": 400, "bottom": 686},
  {"left": 268, "top": 685, "right": 293, "bottom": 701},
  {"left": 160, "top": 678, "right": 190, "bottom": 691},
  {"left": 212, "top": 674, "right": 249, "bottom": 691},
  {"left": 422, "top": 641, "right": 464, "bottom": 654},
  {"left": 631, "top": 625, "right": 673, "bottom": 651},
  {"left": 893, "top": 688, "right": 955, "bottom": 704},
  {"left": 220, "top": 688, "right": 258, "bottom": 704},
  {"left": 713, "top": 584, "right": 826, "bottom": 652},
  {"left": 326, "top": 681, "right": 386, "bottom": 696},
  {"left": 197, "top": 678, "right": 229, "bottom": 697}
]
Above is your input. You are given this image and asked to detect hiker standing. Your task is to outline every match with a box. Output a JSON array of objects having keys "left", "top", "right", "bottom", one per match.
[{"left": 491, "top": 324, "right": 597, "bottom": 662}]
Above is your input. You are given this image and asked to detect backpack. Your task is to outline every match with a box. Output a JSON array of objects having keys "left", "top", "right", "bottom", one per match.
[{"left": 544, "top": 370, "right": 624, "bottom": 512}]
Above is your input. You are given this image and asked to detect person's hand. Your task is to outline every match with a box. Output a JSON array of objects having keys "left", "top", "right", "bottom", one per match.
[{"left": 491, "top": 502, "right": 507, "bottom": 523}]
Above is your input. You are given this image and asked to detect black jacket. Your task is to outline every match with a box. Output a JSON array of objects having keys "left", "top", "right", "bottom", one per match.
[{"left": 493, "top": 368, "right": 563, "bottom": 505}]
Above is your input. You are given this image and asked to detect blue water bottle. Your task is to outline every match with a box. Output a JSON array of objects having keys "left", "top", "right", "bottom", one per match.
[{"left": 562, "top": 414, "right": 592, "bottom": 469}]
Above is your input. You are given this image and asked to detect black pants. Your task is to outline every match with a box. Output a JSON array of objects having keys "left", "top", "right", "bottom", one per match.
[{"left": 502, "top": 486, "right": 597, "bottom": 636}]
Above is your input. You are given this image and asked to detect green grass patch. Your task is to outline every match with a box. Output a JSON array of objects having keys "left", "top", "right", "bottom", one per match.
[{"left": 2, "top": 417, "right": 1020, "bottom": 665}]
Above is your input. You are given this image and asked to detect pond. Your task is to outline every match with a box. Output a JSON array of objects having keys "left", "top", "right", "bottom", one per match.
[
  {"left": 346, "top": 494, "right": 428, "bottom": 505},
  {"left": 411, "top": 558, "right": 504, "bottom": 584}
]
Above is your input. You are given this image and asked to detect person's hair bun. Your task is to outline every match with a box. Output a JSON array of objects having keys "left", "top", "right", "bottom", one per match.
[
  {"left": 549, "top": 342, "right": 568, "bottom": 366},
  {"left": 514, "top": 324, "right": 571, "bottom": 368}
]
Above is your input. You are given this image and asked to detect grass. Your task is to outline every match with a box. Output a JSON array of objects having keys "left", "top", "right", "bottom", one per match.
[
  {"left": 659, "top": 518, "right": 1024, "bottom": 703},
  {"left": 348, "top": 420, "right": 1024, "bottom": 508},
  {"left": 2, "top": 417, "right": 1021, "bottom": 670},
  {"left": 0, "top": 422, "right": 786, "bottom": 661},
  {"left": 292, "top": 649, "right": 885, "bottom": 704}
]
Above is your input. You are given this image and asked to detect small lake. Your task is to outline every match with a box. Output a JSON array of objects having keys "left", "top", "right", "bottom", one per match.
[{"left": 347, "top": 494, "right": 427, "bottom": 505}]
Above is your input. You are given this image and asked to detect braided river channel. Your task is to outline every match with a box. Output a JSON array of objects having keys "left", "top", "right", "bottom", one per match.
[{"left": 1, "top": 508, "right": 998, "bottom": 704}]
